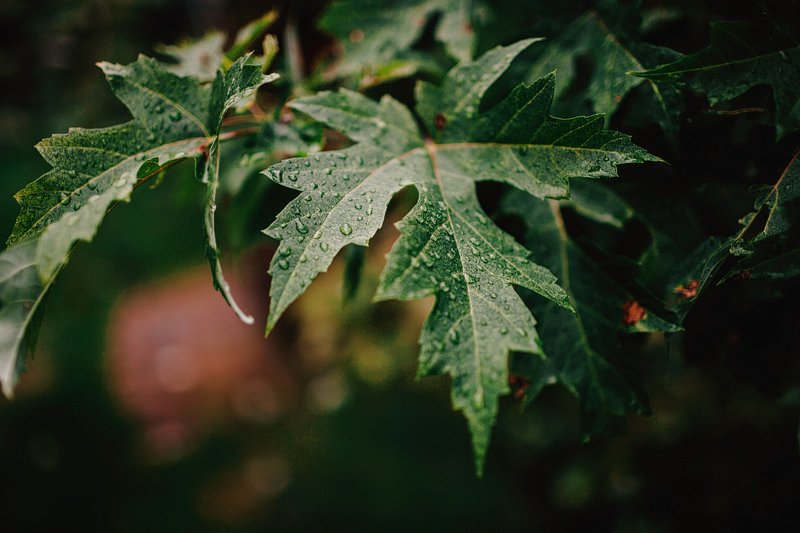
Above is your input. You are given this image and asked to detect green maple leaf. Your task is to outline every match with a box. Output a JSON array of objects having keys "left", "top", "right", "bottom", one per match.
[
  {"left": 723, "top": 150, "right": 800, "bottom": 281},
  {"left": 319, "top": 0, "right": 477, "bottom": 77},
  {"left": 525, "top": 7, "right": 682, "bottom": 140},
  {"left": 262, "top": 39, "right": 658, "bottom": 471},
  {"left": 501, "top": 183, "right": 680, "bottom": 436},
  {"left": 0, "top": 54, "right": 276, "bottom": 397},
  {"left": 633, "top": 19, "right": 800, "bottom": 138}
]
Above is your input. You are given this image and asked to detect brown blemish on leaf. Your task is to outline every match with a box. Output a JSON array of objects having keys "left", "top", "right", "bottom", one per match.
[
  {"left": 349, "top": 29, "right": 365, "bottom": 43},
  {"left": 434, "top": 113, "right": 447, "bottom": 131},
  {"left": 622, "top": 300, "right": 646, "bottom": 325},
  {"left": 508, "top": 374, "right": 530, "bottom": 399},
  {"left": 674, "top": 279, "right": 700, "bottom": 300}
]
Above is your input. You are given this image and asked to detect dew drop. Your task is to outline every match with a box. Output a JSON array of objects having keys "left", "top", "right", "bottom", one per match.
[
  {"left": 339, "top": 223, "right": 353, "bottom": 236},
  {"left": 169, "top": 111, "right": 181, "bottom": 122},
  {"left": 295, "top": 220, "right": 309, "bottom": 234},
  {"left": 278, "top": 259, "right": 290, "bottom": 270},
  {"left": 320, "top": 242, "right": 329, "bottom": 252},
  {"left": 279, "top": 247, "right": 292, "bottom": 257},
  {"left": 299, "top": 254, "right": 307, "bottom": 263},
  {"left": 449, "top": 329, "right": 460, "bottom": 343}
]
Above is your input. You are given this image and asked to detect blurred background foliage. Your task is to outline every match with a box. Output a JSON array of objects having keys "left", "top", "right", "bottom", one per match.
[{"left": 1, "top": 0, "right": 799, "bottom": 531}]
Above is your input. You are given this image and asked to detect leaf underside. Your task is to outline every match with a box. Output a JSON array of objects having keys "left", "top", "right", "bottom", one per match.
[{"left": 0, "top": 52, "right": 276, "bottom": 397}]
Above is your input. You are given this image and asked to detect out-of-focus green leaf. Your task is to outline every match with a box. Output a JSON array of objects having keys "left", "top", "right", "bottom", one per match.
[
  {"left": 319, "top": 0, "right": 477, "bottom": 77},
  {"left": 634, "top": 20, "right": 800, "bottom": 138}
]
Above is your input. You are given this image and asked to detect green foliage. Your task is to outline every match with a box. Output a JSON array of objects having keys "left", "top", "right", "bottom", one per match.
[
  {"left": 263, "top": 40, "right": 657, "bottom": 469},
  {"left": 1, "top": 0, "right": 799, "bottom": 475},
  {"left": 634, "top": 19, "right": 800, "bottom": 138},
  {"left": 725, "top": 152, "right": 800, "bottom": 281},
  {"left": 319, "top": 0, "right": 476, "bottom": 77},
  {"left": 0, "top": 46, "right": 276, "bottom": 395}
]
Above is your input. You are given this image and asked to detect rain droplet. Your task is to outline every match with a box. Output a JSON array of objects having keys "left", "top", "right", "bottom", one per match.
[
  {"left": 279, "top": 247, "right": 292, "bottom": 257},
  {"left": 299, "top": 254, "right": 307, "bottom": 263},
  {"left": 295, "top": 220, "right": 309, "bottom": 234},
  {"left": 449, "top": 329, "right": 460, "bottom": 343},
  {"left": 320, "top": 242, "right": 329, "bottom": 252},
  {"left": 277, "top": 259, "right": 290, "bottom": 270},
  {"left": 339, "top": 223, "right": 353, "bottom": 236},
  {"left": 169, "top": 111, "right": 181, "bottom": 122}
]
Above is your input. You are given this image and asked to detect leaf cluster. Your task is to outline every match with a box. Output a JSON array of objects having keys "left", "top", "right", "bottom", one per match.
[{"left": 1, "top": 0, "right": 799, "bottom": 474}]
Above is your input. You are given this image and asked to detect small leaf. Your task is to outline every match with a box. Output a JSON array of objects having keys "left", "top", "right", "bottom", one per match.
[{"left": 722, "top": 151, "right": 800, "bottom": 281}]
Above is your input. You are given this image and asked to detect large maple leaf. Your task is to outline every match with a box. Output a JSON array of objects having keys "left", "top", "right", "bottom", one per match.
[
  {"left": 0, "top": 54, "right": 276, "bottom": 397},
  {"left": 262, "top": 39, "right": 658, "bottom": 471}
]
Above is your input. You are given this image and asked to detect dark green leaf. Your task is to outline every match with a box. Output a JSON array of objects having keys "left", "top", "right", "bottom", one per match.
[
  {"left": 634, "top": 20, "right": 800, "bottom": 138},
  {"left": 262, "top": 40, "right": 658, "bottom": 471},
  {"left": 503, "top": 191, "right": 679, "bottom": 439}
]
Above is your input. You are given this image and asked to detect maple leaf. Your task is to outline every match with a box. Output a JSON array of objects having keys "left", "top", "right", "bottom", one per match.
[
  {"left": 0, "top": 54, "right": 276, "bottom": 397},
  {"left": 525, "top": 6, "right": 682, "bottom": 141},
  {"left": 723, "top": 150, "right": 800, "bottom": 281},
  {"left": 501, "top": 184, "right": 680, "bottom": 437},
  {"left": 633, "top": 19, "right": 800, "bottom": 138},
  {"left": 262, "top": 39, "right": 658, "bottom": 471},
  {"left": 319, "top": 0, "right": 476, "bottom": 77}
]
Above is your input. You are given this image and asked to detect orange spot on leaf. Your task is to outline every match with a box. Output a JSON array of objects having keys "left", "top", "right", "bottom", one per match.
[
  {"left": 622, "top": 300, "right": 647, "bottom": 325},
  {"left": 508, "top": 374, "right": 530, "bottom": 400},
  {"left": 674, "top": 279, "right": 700, "bottom": 300}
]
